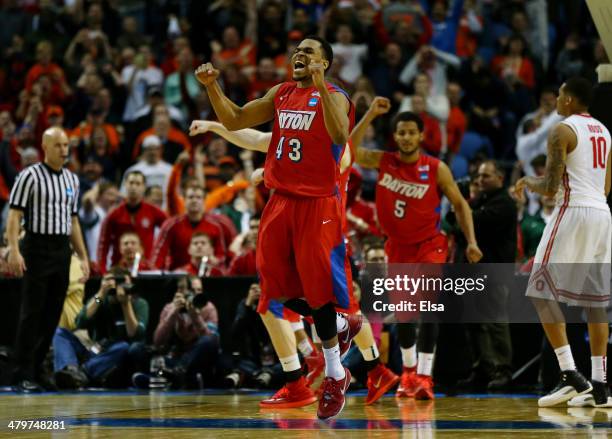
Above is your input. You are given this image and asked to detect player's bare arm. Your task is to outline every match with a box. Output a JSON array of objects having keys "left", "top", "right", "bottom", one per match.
[
  {"left": 437, "top": 162, "right": 483, "bottom": 263},
  {"left": 309, "top": 61, "right": 350, "bottom": 145},
  {"left": 189, "top": 120, "right": 352, "bottom": 173},
  {"left": 189, "top": 120, "right": 272, "bottom": 152},
  {"left": 350, "top": 97, "right": 389, "bottom": 169},
  {"left": 195, "top": 62, "right": 280, "bottom": 130},
  {"left": 515, "top": 123, "right": 575, "bottom": 198}
]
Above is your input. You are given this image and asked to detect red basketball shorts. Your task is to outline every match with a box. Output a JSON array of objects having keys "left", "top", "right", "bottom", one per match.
[
  {"left": 256, "top": 192, "right": 353, "bottom": 314},
  {"left": 385, "top": 233, "right": 448, "bottom": 264},
  {"left": 385, "top": 233, "right": 448, "bottom": 322}
]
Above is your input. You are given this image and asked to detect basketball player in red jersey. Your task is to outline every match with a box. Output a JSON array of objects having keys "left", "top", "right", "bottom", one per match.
[
  {"left": 196, "top": 36, "right": 359, "bottom": 419},
  {"left": 350, "top": 97, "right": 483, "bottom": 400},
  {"left": 190, "top": 120, "right": 400, "bottom": 405}
]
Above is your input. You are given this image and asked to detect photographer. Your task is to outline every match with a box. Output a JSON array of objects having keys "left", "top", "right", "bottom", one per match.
[
  {"left": 52, "top": 268, "right": 149, "bottom": 389},
  {"left": 150, "top": 276, "right": 219, "bottom": 388},
  {"left": 224, "top": 283, "right": 283, "bottom": 388}
]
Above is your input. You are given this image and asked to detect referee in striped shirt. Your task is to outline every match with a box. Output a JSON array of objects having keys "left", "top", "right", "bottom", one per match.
[{"left": 6, "top": 127, "right": 89, "bottom": 392}]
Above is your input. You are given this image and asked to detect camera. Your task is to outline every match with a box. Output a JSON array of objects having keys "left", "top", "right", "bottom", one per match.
[
  {"left": 107, "top": 275, "right": 134, "bottom": 296},
  {"left": 180, "top": 291, "right": 209, "bottom": 313}
]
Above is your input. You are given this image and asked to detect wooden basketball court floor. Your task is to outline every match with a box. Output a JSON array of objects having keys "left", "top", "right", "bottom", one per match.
[{"left": 1, "top": 390, "right": 611, "bottom": 438}]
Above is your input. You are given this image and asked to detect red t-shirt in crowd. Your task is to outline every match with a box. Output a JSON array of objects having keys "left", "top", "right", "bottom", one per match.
[
  {"left": 175, "top": 261, "right": 225, "bottom": 277},
  {"left": 152, "top": 214, "right": 227, "bottom": 270},
  {"left": 97, "top": 201, "right": 168, "bottom": 272}
]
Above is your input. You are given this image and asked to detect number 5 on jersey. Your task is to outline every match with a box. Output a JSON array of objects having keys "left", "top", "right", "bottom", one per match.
[
  {"left": 394, "top": 200, "right": 406, "bottom": 218},
  {"left": 276, "top": 136, "right": 302, "bottom": 162}
]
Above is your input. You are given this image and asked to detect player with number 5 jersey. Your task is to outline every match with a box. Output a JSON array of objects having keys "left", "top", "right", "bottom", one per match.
[{"left": 350, "top": 97, "right": 482, "bottom": 400}]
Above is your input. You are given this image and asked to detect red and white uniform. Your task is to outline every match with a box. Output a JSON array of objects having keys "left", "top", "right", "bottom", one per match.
[
  {"left": 376, "top": 152, "right": 447, "bottom": 263},
  {"left": 257, "top": 81, "right": 355, "bottom": 314},
  {"left": 527, "top": 114, "right": 612, "bottom": 307}
]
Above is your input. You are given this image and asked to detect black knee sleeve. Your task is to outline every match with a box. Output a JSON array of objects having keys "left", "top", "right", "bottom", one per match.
[{"left": 312, "top": 303, "right": 337, "bottom": 341}]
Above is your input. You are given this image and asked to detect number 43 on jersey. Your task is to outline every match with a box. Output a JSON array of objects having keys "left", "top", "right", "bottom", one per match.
[{"left": 276, "top": 136, "right": 302, "bottom": 162}]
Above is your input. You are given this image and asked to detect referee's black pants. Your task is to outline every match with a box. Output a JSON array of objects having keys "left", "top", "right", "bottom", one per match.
[{"left": 13, "top": 233, "right": 71, "bottom": 382}]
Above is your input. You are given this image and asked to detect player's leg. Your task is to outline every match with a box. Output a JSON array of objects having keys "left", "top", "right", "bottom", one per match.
[
  {"left": 290, "top": 318, "right": 325, "bottom": 386},
  {"left": 258, "top": 305, "right": 316, "bottom": 409},
  {"left": 396, "top": 323, "right": 419, "bottom": 398},
  {"left": 294, "top": 196, "right": 357, "bottom": 420},
  {"left": 413, "top": 322, "right": 438, "bottom": 400},
  {"left": 568, "top": 307, "right": 612, "bottom": 408},
  {"left": 352, "top": 316, "right": 399, "bottom": 404}
]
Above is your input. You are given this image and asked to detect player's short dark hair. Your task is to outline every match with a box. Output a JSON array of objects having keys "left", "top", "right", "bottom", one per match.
[
  {"left": 564, "top": 77, "right": 593, "bottom": 107},
  {"left": 392, "top": 111, "right": 424, "bottom": 133},
  {"left": 302, "top": 35, "right": 333, "bottom": 71}
]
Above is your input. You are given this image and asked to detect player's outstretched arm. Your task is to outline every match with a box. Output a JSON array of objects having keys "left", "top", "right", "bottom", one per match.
[
  {"left": 195, "top": 63, "right": 279, "bottom": 130},
  {"left": 189, "top": 120, "right": 272, "bottom": 152},
  {"left": 349, "top": 97, "right": 390, "bottom": 169},
  {"left": 514, "top": 123, "right": 573, "bottom": 199},
  {"left": 437, "top": 162, "right": 482, "bottom": 263}
]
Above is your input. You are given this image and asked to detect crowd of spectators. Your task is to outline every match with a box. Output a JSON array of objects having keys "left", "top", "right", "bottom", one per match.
[{"left": 0, "top": 0, "right": 608, "bottom": 391}]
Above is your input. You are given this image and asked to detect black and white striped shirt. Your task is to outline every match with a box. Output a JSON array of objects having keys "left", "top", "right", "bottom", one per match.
[{"left": 8, "top": 163, "right": 80, "bottom": 235}]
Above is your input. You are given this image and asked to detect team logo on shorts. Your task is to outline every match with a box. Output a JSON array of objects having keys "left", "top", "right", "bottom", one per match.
[{"left": 308, "top": 98, "right": 318, "bottom": 107}]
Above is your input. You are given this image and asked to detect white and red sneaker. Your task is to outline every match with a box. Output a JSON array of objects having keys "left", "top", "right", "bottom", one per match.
[{"left": 317, "top": 367, "right": 352, "bottom": 420}]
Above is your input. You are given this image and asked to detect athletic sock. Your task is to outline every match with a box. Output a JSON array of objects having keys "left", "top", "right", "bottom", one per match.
[
  {"left": 360, "top": 344, "right": 380, "bottom": 362},
  {"left": 554, "top": 345, "right": 576, "bottom": 372},
  {"left": 297, "top": 338, "right": 314, "bottom": 357},
  {"left": 280, "top": 354, "right": 302, "bottom": 383},
  {"left": 401, "top": 345, "right": 417, "bottom": 369},
  {"left": 417, "top": 352, "right": 434, "bottom": 376},
  {"left": 336, "top": 313, "right": 348, "bottom": 332},
  {"left": 322, "top": 344, "right": 345, "bottom": 380},
  {"left": 592, "top": 356, "right": 607, "bottom": 383}
]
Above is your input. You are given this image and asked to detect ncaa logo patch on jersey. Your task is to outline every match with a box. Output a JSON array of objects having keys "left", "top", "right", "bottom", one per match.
[
  {"left": 308, "top": 98, "right": 318, "bottom": 107},
  {"left": 66, "top": 187, "right": 74, "bottom": 198},
  {"left": 419, "top": 172, "right": 429, "bottom": 181}
]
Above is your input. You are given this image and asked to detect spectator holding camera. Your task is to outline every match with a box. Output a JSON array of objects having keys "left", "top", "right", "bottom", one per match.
[
  {"left": 52, "top": 268, "right": 149, "bottom": 389},
  {"left": 151, "top": 276, "right": 219, "bottom": 388}
]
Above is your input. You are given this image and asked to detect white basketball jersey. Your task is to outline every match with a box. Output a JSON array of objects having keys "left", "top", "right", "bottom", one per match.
[{"left": 557, "top": 114, "right": 611, "bottom": 210}]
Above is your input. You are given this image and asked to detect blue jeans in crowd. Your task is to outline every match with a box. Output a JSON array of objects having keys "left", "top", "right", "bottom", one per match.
[{"left": 52, "top": 327, "right": 144, "bottom": 380}]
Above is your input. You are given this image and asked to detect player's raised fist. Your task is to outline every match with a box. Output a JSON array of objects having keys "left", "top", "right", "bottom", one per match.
[
  {"left": 308, "top": 62, "right": 326, "bottom": 90},
  {"left": 189, "top": 120, "right": 213, "bottom": 136},
  {"left": 195, "top": 63, "right": 220, "bottom": 86},
  {"left": 466, "top": 243, "right": 483, "bottom": 263},
  {"left": 369, "top": 97, "right": 391, "bottom": 116}
]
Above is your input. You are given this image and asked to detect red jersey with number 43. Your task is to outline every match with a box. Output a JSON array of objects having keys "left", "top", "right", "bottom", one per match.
[
  {"left": 376, "top": 152, "right": 442, "bottom": 244},
  {"left": 264, "top": 81, "right": 355, "bottom": 197}
]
